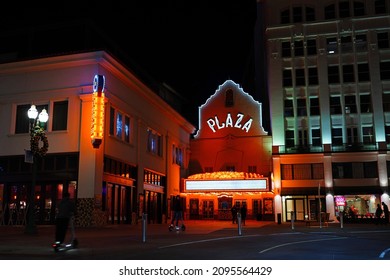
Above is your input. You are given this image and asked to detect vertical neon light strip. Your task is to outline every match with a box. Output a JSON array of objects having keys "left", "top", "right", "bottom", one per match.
[{"left": 91, "top": 75, "right": 105, "bottom": 148}]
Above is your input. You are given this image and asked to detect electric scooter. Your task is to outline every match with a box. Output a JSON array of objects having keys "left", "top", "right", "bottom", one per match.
[{"left": 52, "top": 216, "right": 78, "bottom": 252}]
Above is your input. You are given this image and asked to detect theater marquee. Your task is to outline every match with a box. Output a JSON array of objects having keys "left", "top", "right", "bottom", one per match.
[{"left": 184, "top": 178, "right": 268, "bottom": 192}]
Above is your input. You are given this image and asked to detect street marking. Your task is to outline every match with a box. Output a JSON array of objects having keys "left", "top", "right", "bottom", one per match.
[
  {"left": 158, "top": 234, "right": 262, "bottom": 249},
  {"left": 379, "top": 248, "right": 390, "bottom": 259},
  {"left": 258, "top": 237, "right": 348, "bottom": 254}
]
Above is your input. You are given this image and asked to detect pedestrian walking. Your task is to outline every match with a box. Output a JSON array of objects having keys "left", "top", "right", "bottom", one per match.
[
  {"left": 54, "top": 192, "right": 76, "bottom": 245},
  {"left": 170, "top": 195, "right": 184, "bottom": 227},
  {"left": 382, "top": 202, "right": 389, "bottom": 224}
]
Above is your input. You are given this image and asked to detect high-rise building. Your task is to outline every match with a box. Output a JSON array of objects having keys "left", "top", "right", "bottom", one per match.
[{"left": 261, "top": 0, "right": 390, "bottom": 222}]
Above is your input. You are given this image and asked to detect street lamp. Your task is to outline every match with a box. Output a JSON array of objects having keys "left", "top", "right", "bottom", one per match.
[{"left": 25, "top": 105, "right": 49, "bottom": 234}]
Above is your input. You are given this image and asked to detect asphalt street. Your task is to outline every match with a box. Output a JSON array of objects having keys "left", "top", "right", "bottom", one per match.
[{"left": 1, "top": 220, "right": 390, "bottom": 260}]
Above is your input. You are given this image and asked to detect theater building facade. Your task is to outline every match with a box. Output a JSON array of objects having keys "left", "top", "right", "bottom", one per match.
[{"left": 184, "top": 80, "right": 275, "bottom": 221}]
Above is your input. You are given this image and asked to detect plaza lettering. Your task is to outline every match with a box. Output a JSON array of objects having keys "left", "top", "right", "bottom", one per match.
[{"left": 207, "top": 113, "right": 253, "bottom": 133}]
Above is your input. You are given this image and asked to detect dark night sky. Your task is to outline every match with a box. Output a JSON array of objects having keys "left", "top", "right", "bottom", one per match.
[{"left": 3, "top": 1, "right": 259, "bottom": 126}]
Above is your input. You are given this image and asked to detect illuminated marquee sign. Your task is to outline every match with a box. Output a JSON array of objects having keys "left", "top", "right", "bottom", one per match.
[
  {"left": 207, "top": 113, "right": 253, "bottom": 133},
  {"left": 91, "top": 75, "right": 105, "bottom": 149},
  {"left": 185, "top": 179, "right": 267, "bottom": 192}
]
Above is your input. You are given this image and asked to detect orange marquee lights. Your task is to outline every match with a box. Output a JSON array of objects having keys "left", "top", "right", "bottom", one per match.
[{"left": 91, "top": 75, "right": 105, "bottom": 149}]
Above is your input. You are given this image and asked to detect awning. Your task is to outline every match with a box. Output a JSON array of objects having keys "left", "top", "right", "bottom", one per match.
[
  {"left": 333, "top": 186, "right": 385, "bottom": 195},
  {"left": 281, "top": 187, "right": 326, "bottom": 196}
]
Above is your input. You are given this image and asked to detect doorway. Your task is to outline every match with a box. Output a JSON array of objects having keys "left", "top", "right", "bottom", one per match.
[{"left": 285, "top": 198, "right": 305, "bottom": 221}]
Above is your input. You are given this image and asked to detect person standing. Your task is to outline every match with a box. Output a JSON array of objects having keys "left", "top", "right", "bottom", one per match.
[
  {"left": 382, "top": 202, "right": 389, "bottom": 224},
  {"left": 375, "top": 203, "right": 383, "bottom": 225},
  {"left": 54, "top": 192, "right": 75, "bottom": 245},
  {"left": 170, "top": 195, "right": 184, "bottom": 227},
  {"left": 240, "top": 204, "right": 247, "bottom": 225},
  {"left": 231, "top": 204, "right": 238, "bottom": 224}
]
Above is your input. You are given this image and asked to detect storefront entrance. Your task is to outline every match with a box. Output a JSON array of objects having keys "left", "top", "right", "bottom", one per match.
[
  {"left": 106, "top": 184, "right": 135, "bottom": 224},
  {"left": 285, "top": 198, "right": 305, "bottom": 221},
  {"left": 202, "top": 200, "right": 214, "bottom": 219}
]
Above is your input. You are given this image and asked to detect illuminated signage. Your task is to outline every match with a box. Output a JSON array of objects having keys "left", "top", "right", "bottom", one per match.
[
  {"left": 91, "top": 75, "right": 105, "bottom": 149},
  {"left": 207, "top": 113, "right": 253, "bottom": 133},
  {"left": 335, "top": 196, "right": 346, "bottom": 206},
  {"left": 185, "top": 179, "right": 267, "bottom": 192}
]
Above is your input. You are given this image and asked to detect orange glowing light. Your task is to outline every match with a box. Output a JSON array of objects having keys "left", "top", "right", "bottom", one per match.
[
  {"left": 91, "top": 75, "right": 105, "bottom": 149},
  {"left": 188, "top": 171, "right": 264, "bottom": 180}
]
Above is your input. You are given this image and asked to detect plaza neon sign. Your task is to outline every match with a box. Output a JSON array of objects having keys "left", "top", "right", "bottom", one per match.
[{"left": 207, "top": 113, "right": 253, "bottom": 133}]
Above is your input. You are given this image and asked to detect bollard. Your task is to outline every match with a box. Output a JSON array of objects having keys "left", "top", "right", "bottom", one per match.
[
  {"left": 142, "top": 213, "right": 147, "bottom": 243},
  {"left": 237, "top": 212, "right": 242, "bottom": 236},
  {"left": 340, "top": 212, "right": 344, "bottom": 229},
  {"left": 291, "top": 211, "right": 295, "bottom": 230}
]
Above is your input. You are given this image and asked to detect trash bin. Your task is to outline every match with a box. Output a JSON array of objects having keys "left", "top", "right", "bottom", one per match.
[{"left": 277, "top": 213, "right": 281, "bottom": 224}]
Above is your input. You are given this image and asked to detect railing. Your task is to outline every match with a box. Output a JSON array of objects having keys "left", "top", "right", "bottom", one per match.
[{"left": 276, "top": 142, "right": 384, "bottom": 154}]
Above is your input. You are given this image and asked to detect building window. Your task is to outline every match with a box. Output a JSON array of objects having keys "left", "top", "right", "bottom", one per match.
[
  {"left": 311, "top": 128, "right": 321, "bottom": 146},
  {"left": 353, "top": 1, "right": 365, "bottom": 16},
  {"left": 358, "top": 63, "right": 370, "bottom": 82},
  {"left": 172, "top": 145, "right": 183, "bottom": 166},
  {"left": 297, "top": 98, "right": 307, "bottom": 116},
  {"left": 281, "top": 41, "right": 291, "bottom": 57},
  {"left": 380, "top": 62, "right": 390, "bottom": 80},
  {"left": 327, "top": 37, "right": 338, "bottom": 54},
  {"left": 306, "top": 7, "right": 315, "bottom": 21},
  {"left": 347, "top": 127, "right": 358, "bottom": 145},
  {"left": 343, "top": 64, "right": 355, "bottom": 83},
  {"left": 383, "top": 93, "right": 390, "bottom": 112},
  {"left": 293, "top": 6, "right": 303, "bottom": 23},
  {"left": 225, "top": 89, "right": 234, "bottom": 107},
  {"left": 285, "top": 130, "right": 295, "bottom": 147},
  {"left": 308, "top": 67, "right": 318, "bottom": 85},
  {"left": 298, "top": 129, "right": 308, "bottom": 146},
  {"left": 332, "top": 162, "right": 377, "bottom": 179},
  {"left": 377, "top": 32, "right": 390, "bottom": 49},
  {"left": 362, "top": 126, "right": 374, "bottom": 144},
  {"left": 375, "top": 0, "right": 388, "bottom": 14},
  {"left": 52, "top": 100, "right": 68, "bottom": 131},
  {"left": 331, "top": 127, "right": 343, "bottom": 145},
  {"left": 294, "top": 40, "right": 304, "bottom": 56},
  {"left": 310, "top": 97, "right": 320, "bottom": 116},
  {"left": 360, "top": 94, "right": 372, "bottom": 113},
  {"left": 15, "top": 103, "right": 48, "bottom": 134},
  {"left": 328, "top": 65, "right": 340, "bottom": 83},
  {"left": 284, "top": 99, "right": 294, "bottom": 117},
  {"left": 325, "top": 4, "right": 336, "bottom": 19},
  {"left": 109, "top": 106, "right": 132, "bottom": 143},
  {"left": 281, "top": 9, "right": 290, "bottom": 24},
  {"left": 281, "top": 164, "right": 324, "bottom": 180},
  {"left": 330, "top": 96, "right": 342, "bottom": 114},
  {"left": 355, "top": 34, "right": 367, "bottom": 52},
  {"left": 385, "top": 125, "right": 390, "bottom": 144},
  {"left": 339, "top": 1, "right": 350, "bottom": 18},
  {"left": 248, "top": 165, "right": 257, "bottom": 173},
  {"left": 283, "top": 69, "right": 293, "bottom": 87},
  {"left": 147, "top": 128, "right": 162, "bottom": 156},
  {"left": 341, "top": 36, "right": 353, "bottom": 53},
  {"left": 345, "top": 95, "right": 357, "bottom": 113},
  {"left": 295, "top": 68, "right": 305, "bottom": 86},
  {"left": 306, "top": 39, "right": 317, "bottom": 55}
]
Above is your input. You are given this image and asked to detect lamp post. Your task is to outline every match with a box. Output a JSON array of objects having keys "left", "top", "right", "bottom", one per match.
[{"left": 25, "top": 105, "right": 49, "bottom": 234}]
